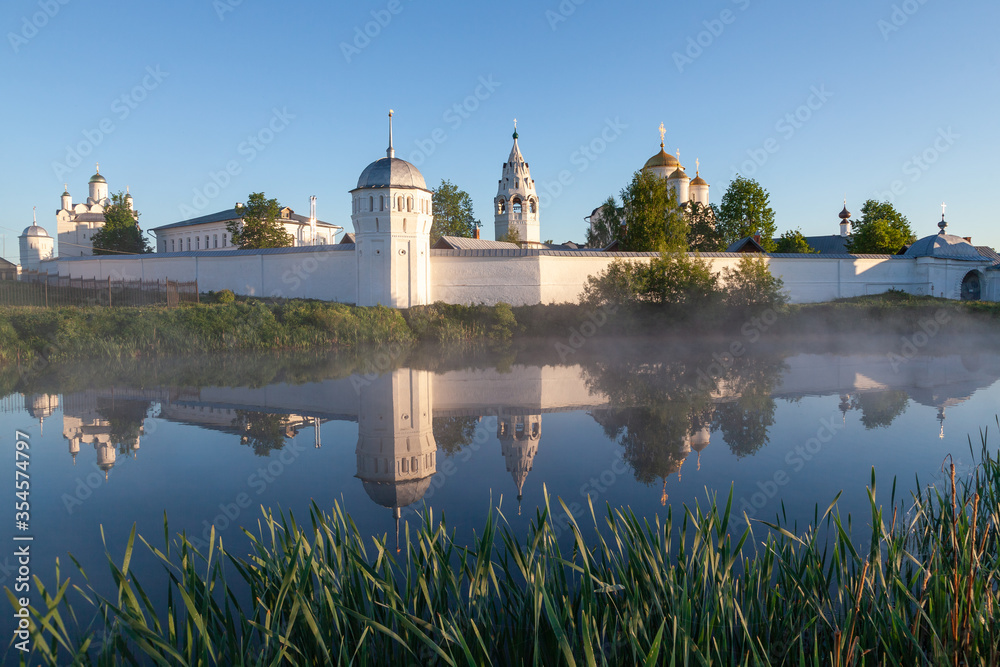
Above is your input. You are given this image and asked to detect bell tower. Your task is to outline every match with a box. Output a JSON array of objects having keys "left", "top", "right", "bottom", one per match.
[{"left": 494, "top": 121, "right": 540, "bottom": 244}]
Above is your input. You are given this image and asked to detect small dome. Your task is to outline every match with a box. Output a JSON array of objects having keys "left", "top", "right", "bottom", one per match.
[
  {"left": 21, "top": 224, "right": 49, "bottom": 238},
  {"left": 904, "top": 233, "right": 982, "bottom": 261},
  {"left": 125, "top": 191, "right": 133, "bottom": 200},
  {"left": 356, "top": 157, "right": 427, "bottom": 190},
  {"left": 668, "top": 167, "right": 689, "bottom": 181},
  {"left": 690, "top": 174, "right": 708, "bottom": 186},
  {"left": 643, "top": 146, "right": 679, "bottom": 171},
  {"left": 839, "top": 205, "right": 851, "bottom": 220},
  {"left": 362, "top": 477, "right": 432, "bottom": 508},
  {"left": 89, "top": 172, "right": 106, "bottom": 184}
]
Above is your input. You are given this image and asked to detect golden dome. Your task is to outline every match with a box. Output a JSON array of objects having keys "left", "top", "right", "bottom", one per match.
[{"left": 643, "top": 144, "right": 679, "bottom": 170}]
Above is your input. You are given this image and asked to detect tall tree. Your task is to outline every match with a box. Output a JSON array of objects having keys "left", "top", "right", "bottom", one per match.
[
  {"left": 619, "top": 170, "right": 687, "bottom": 252},
  {"left": 431, "top": 179, "right": 477, "bottom": 244},
  {"left": 845, "top": 199, "right": 915, "bottom": 254},
  {"left": 684, "top": 201, "right": 725, "bottom": 251},
  {"left": 227, "top": 193, "right": 293, "bottom": 249},
  {"left": 717, "top": 176, "right": 776, "bottom": 251},
  {"left": 91, "top": 191, "right": 152, "bottom": 255},
  {"left": 774, "top": 228, "right": 817, "bottom": 254}
]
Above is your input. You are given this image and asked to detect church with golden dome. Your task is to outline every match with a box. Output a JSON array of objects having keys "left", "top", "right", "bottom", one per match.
[{"left": 641, "top": 122, "right": 710, "bottom": 207}]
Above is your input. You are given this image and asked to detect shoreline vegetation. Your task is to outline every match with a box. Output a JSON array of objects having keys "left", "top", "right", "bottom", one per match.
[
  {"left": 0, "top": 288, "right": 998, "bottom": 368},
  {"left": 12, "top": 425, "right": 1000, "bottom": 664}
]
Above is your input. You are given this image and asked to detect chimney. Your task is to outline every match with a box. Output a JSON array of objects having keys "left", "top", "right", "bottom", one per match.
[
  {"left": 473, "top": 226, "right": 480, "bottom": 240},
  {"left": 753, "top": 234, "right": 761, "bottom": 244},
  {"left": 963, "top": 237, "right": 972, "bottom": 243}
]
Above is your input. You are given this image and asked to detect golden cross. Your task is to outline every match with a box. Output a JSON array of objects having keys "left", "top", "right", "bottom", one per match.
[
  {"left": 658, "top": 123, "right": 666, "bottom": 145},
  {"left": 95, "top": 162, "right": 99, "bottom": 173},
  {"left": 695, "top": 158, "right": 700, "bottom": 173},
  {"left": 941, "top": 202, "right": 947, "bottom": 216}
]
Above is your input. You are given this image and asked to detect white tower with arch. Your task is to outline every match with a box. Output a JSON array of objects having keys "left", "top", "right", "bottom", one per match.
[
  {"left": 494, "top": 121, "right": 540, "bottom": 244},
  {"left": 350, "top": 111, "right": 434, "bottom": 308}
]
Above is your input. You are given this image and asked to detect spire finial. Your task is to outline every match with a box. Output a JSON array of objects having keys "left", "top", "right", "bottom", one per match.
[
  {"left": 658, "top": 122, "right": 665, "bottom": 147},
  {"left": 676, "top": 149, "right": 681, "bottom": 165},
  {"left": 95, "top": 162, "right": 99, "bottom": 174},
  {"left": 512, "top": 118, "right": 518, "bottom": 140},
  {"left": 63, "top": 183, "right": 68, "bottom": 192},
  {"left": 695, "top": 158, "right": 700, "bottom": 175},
  {"left": 938, "top": 203, "right": 948, "bottom": 234},
  {"left": 33, "top": 206, "right": 36, "bottom": 223},
  {"left": 387, "top": 110, "right": 395, "bottom": 159}
]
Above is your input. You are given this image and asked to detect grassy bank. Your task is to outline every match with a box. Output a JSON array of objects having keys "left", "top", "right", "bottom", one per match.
[
  {"left": 1, "top": 292, "right": 998, "bottom": 367},
  {"left": 13, "top": 426, "right": 1000, "bottom": 665}
]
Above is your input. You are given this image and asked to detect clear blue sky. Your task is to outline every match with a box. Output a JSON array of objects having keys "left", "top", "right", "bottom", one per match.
[{"left": 2, "top": 0, "right": 998, "bottom": 262}]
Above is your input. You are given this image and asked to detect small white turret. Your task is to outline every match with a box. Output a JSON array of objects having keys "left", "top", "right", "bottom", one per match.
[
  {"left": 689, "top": 159, "right": 710, "bottom": 207},
  {"left": 839, "top": 200, "right": 851, "bottom": 237},
  {"left": 61, "top": 184, "right": 72, "bottom": 211},
  {"left": 19, "top": 208, "right": 54, "bottom": 271},
  {"left": 125, "top": 186, "right": 134, "bottom": 211}
]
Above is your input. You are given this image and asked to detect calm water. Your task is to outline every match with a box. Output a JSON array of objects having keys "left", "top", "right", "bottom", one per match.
[{"left": 1, "top": 335, "right": 999, "bottom": 645}]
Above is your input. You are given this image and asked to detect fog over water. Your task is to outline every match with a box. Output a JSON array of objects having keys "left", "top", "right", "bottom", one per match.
[{"left": 1, "top": 330, "right": 999, "bottom": 643}]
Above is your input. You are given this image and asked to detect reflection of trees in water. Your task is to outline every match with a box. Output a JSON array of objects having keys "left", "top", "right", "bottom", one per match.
[
  {"left": 583, "top": 347, "right": 785, "bottom": 485},
  {"left": 432, "top": 416, "right": 480, "bottom": 456},
  {"left": 96, "top": 399, "right": 151, "bottom": 451},
  {"left": 851, "top": 390, "right": 910, "bottom": 430},
  {"left": 233, "top": 411, "right": 293, "bottom": 457}
]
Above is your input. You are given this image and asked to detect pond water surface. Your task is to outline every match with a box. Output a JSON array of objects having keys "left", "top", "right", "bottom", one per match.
[{"left": 1, "top": 334, "right": 999, "bottom": 647}]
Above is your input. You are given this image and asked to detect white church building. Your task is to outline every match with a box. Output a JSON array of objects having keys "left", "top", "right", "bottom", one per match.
[{"left": 33, "top": 114, "right": 1000, "bottom": 305}]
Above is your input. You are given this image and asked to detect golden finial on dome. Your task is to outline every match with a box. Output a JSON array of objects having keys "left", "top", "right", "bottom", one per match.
[{"left": 658, "top": 122, "right": 665, "bottom": 147}]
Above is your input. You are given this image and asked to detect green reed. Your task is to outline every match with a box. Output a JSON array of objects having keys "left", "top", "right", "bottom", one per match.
[{"left": 10, "top": 422, "right": 1000, "bottom": 665}]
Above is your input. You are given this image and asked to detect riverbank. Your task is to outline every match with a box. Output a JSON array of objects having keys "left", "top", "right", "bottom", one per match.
[
  {"left": 1, "top": 292, "right": 997, "bottom": 366},
  {"left": 17, "top": 427, "right": 1000, "bottom": 665}
]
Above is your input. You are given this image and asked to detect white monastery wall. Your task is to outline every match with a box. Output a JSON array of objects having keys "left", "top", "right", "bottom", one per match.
[
  {"left": 430, "top": 253, "right": 542, "bottom": 306},
  {"left": 44, "top": 248, "right": 991, "bottom": 307}
]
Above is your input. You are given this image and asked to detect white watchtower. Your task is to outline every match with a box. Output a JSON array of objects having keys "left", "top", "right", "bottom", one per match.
[
  {"left": 350, "top": 111, "right": 434, "bottom": 307},
  {"left": 494, "top": 121, "right": 540, "bottom": 244}
]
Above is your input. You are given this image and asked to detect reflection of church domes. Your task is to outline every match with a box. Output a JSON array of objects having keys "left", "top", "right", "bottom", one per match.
[{"left": 362, "top": 478, "right": 434, "bottom": 509}]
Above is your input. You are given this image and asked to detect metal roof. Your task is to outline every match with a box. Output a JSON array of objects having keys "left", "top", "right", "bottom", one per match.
[
  {"left": 431, "top": 249, "right": 907, "bottom": 259},
  {"left": 151, "top": 207, "right": 341, "bottom": 232},
  {"left": 432, "top": 236, "right": 520, "bottom": 250},
  {"left": 800, "top": 234, "right": 850, "bottom": 254},
  {"left": 53, "top": 244, "right": 356, "bottom": 261}
]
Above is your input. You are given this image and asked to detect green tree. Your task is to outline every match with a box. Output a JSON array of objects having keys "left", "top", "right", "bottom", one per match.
[
  {"left": 620, "top": 170, "right": 688, "bottom": 252},
  {"left": 431, "top": 180, "right": 477, "bottom": 243},
  {"left": 233, "top": 410, "right": 291, "bottom": 457},
  {"left": 774, "top": 229, "right": 817, "bottom": 254},
  {"left": 684, "top": 201, "right": 725, "bottom": 251},
  {"left": 585, "top": 197, "right": 621, "bottom": 248},
  {"left": 227, "top": 193, "right": 293, "bottom": 249},
  {"left": 498, "top": 223, "right": 522, "bottom": 246},
  {"left": 846, "top": 200, "right": 915, "bottom": 254},
  {"left": 644, "top": 251, "right": 720, "bottom": 307},
  {"left": 717, "top": 176, "right": 776, "bottom": 251},
  {"left": 91, "top": 191, "right": 152, "bottom": 255},
  {"left": 723, "top": 255, "right": 788, "bottom": 314}
]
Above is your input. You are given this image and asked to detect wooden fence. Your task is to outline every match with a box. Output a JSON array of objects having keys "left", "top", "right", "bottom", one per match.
[{"left": 0, "top": 272, "right": 199, "bottom": 308}]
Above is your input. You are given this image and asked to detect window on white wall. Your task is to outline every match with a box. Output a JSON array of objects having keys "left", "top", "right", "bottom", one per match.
[
  {"left": 196, "top": 237, "right": 200, "bottom": 250},
  {"left": 213, "top": 234, "right": 218, "bottom": 248},
  {"left": 187, "top": 238, "right": 191, "bottom": 251},
  {"left": 223, "top": 234, "right": 227, "bottom": 247}
]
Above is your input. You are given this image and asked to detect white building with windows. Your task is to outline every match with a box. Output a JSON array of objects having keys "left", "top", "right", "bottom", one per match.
[
  {"left": 150, "top": 202, "right": 341, "bottom": 254},
  {"left": 494, "top": 122, "right": 541, "bottom": 245}
]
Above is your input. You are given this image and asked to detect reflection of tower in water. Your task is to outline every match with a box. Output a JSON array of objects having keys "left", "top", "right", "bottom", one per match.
[
  {"left": 26, "top": 394, "right": 59, "bottom": 435},
  {"left": 355, "top": 369, "right": 437, "bottom": 551},
  {"left": 497, "top": 413, "right": 541, "bottom": 515},
  {"left": 660, "top": 409, "right": 713, "bottom": 505}
]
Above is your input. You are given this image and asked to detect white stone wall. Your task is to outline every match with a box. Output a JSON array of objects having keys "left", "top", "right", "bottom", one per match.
[
  {"left": 45, "top": 247, "right": 357, "bottom": 302},
  {"left": 45, "top": 248, "right": 994, "bottom": 307}
]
